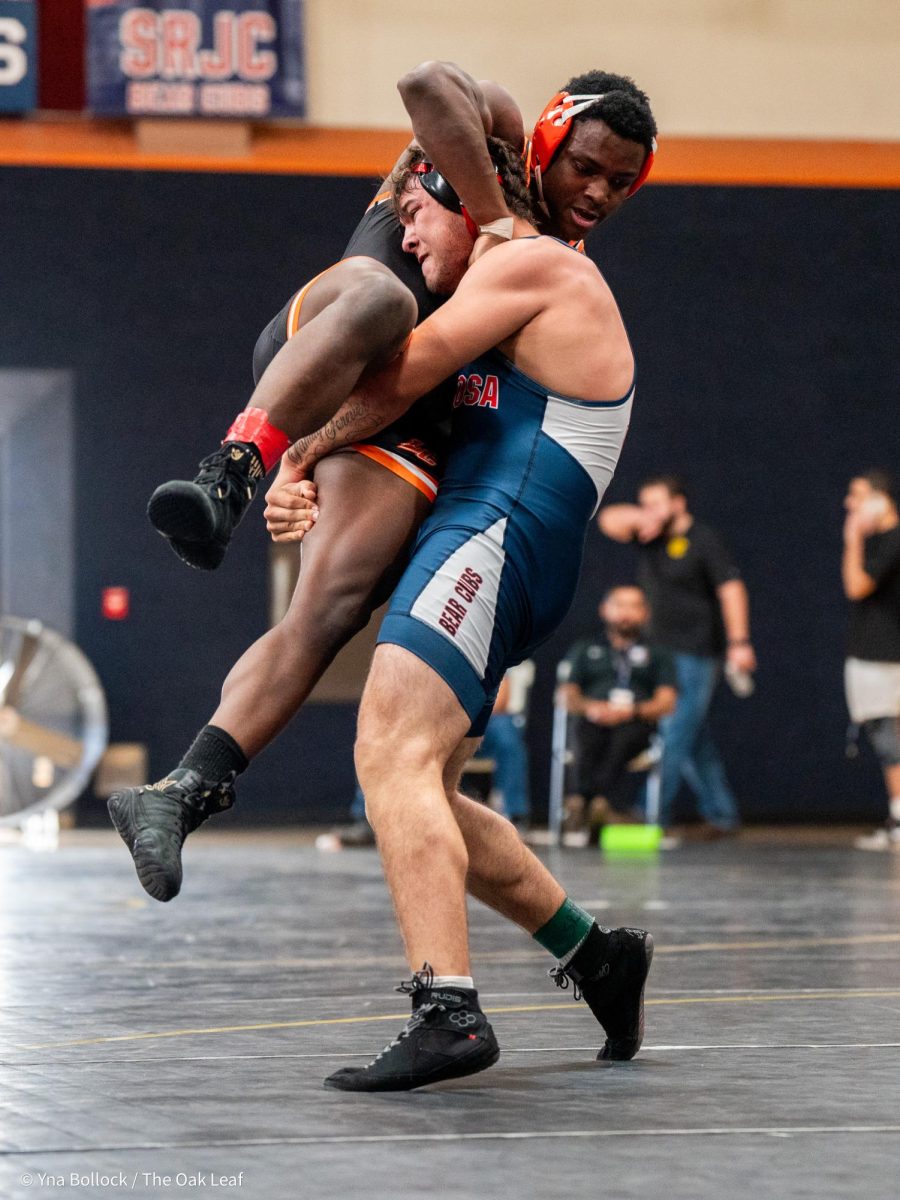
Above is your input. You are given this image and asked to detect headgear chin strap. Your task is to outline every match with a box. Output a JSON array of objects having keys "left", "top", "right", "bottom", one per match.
[{"left": 527, "top": 90, "right": 657, "bottom": 208}]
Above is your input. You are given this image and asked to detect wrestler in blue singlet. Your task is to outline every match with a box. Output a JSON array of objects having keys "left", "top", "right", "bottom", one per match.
[{"left": 378, "top": 344, "right": 634, "bottom": 734}]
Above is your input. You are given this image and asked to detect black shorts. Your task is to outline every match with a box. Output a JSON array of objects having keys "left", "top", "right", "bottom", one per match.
[{"left": 253, "top": 195, "right": 451, "bottom": 499}]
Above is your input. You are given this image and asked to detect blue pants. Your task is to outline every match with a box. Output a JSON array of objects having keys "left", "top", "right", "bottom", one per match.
[
  {"left": 658, "top": 653, "right": 740, "bottom": 830},
  {"left": 474, "top": 713, "right": 530, "bottom": 820}
]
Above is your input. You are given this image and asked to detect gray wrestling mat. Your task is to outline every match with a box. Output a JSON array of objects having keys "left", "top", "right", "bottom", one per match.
[{"left": 1, "top": 831, "right": 899, "bottom": 1199}]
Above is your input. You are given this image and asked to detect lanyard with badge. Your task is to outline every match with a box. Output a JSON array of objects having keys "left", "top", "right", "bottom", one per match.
[{"left": 609, "top": 647, "right": 637, "bottom": 710}]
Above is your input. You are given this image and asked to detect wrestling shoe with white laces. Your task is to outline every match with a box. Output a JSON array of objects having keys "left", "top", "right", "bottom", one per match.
[
  {"left": 107, "top": 768, "right": 235, "bottom": 902},
  {"left": 147, "top": 442, "right": 263, "bottom": 570},
  {"left": 324, "top": 965, "right": 500, "bottom": 1092},
  {"left": 550, "top": 924, "right": 654, "bottom": 1060}
]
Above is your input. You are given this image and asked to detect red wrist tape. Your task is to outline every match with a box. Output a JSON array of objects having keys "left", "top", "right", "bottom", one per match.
[{"left": 223, "top": 407, "right": 292, "bottom": 474}]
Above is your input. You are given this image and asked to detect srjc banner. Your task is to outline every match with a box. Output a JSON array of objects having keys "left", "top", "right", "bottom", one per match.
[{"left": 86, "top": 0, "right": 304, "bottom": 117}]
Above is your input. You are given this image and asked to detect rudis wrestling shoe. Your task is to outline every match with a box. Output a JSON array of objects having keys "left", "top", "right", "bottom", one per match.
[
  {"left": 324, "top": 965, "right": 500, "bottom": 1092},
  {"left": 550, "top": 924, "right": 654, "bottom": 1060},
  {"left": 147, "top": 443, "right": 263, "bottom": 570},
  {"left": 107, "top": 768, "right": 235, "bottom": 902}
]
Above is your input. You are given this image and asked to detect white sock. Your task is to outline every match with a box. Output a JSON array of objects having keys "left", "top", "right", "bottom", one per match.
[
  {"left": 432, "top": 975, "right": 474, "bottom": 989},
  {"left": 889, "top": 797, "right": 900, "bottom": 824}
]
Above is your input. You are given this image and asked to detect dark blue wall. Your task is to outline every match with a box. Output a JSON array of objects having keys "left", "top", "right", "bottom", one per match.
[{"left": 2, "top": 167, "right": 898, "bottom": 823}]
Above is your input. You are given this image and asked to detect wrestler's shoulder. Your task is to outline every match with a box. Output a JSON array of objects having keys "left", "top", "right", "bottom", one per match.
[{"left": 474, "top": 235, "right": 601, "bottom": 287}]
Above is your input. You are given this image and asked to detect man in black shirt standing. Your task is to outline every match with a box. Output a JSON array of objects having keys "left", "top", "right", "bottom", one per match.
[
  {"left": 599, "top": 475, "right": 756, "bottom": 834},
  {"left": 843, "top": 470, "right": 900, "bottom": 850}
]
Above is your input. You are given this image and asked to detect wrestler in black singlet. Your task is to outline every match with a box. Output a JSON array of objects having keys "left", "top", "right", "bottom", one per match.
[{"left": 252, "top": 190, "right": 453, "bottom": 500}]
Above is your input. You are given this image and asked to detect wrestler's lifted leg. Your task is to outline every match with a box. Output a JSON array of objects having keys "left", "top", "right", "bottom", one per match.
[
  {"left": 108, "top": 451, "right": 430, "bottom": 902},
  {"left": 148, "top": 258, "right": 417, "bottom": 569}
]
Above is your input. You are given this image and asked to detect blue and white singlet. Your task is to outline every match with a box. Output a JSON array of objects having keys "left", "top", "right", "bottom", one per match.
[{"left": 378, "top": 346, "right": 634, "bottom": 734}]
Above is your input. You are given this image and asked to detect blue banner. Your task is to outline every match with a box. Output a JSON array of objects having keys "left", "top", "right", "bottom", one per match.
[
  {"left": 0, "top": 0, "right": 37, "bottom": 113},
  {"left": 86, "top": 0, "right": 304, "bottom": 118}
]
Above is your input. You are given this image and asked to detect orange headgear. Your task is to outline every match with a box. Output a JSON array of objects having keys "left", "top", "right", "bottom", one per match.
[{"left": 527, "top": 91, "right": 657, "bottom": 207}]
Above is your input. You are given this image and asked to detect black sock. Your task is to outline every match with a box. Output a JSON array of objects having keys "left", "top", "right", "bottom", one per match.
[{"left": 178, "top": 724, "right": 249, "bottom": 784}]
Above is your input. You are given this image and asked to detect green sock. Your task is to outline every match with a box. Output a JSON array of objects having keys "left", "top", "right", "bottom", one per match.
[{"left": 533, "top": 897, "right": 595, "bottom": 961}]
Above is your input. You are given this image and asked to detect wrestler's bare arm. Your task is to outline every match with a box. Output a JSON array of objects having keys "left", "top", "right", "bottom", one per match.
[
  {"left": 285, "top": 238, "right": 554, "bottom": 474},
  {"left": 368, "top": 66, "right": 523, "bottom": 215},
  {"left": 398, "top": 61, "right": 524, "bottom": 226}
]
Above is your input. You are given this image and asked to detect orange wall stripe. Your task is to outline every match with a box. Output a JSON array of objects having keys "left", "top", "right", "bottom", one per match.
[
  {"left": 0, "top": 121, "right": 898, "bottom": 187},
  {"left": 654, "top": 136, "right": 900, "bottom": 188},
  {"left": 0, "top": 121, "right": 409, "bottom": 177}
]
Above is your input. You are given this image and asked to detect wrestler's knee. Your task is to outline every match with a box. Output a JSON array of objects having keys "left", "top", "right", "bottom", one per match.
[
  {"left": 355, "top": 698, "right": 439, "bottom": 823},
  {"left": 356, "top": 722, "right": 434, "bottom": 792},
  {"left": 284, "top": 556, "right": 377, "bottom": 656},
  {"left": 311, "top": 584, "right": 372, "bottom": 651},
  {"left": 336, "top": 260, "right": 417, "bottom": 360}
]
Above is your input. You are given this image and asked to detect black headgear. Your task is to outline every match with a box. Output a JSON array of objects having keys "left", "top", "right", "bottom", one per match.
[
  {"left": 410, "top": 160, "right": 504, "bottom": 238},
  {"left": 411, "top": 161, "right": 465, "bottom": 213}
]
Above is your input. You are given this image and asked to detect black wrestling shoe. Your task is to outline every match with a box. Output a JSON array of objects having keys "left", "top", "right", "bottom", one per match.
[
  {"left": 550, "top": 924, "right": 654, "bottom": 1061},
  {"left": 107, "top": 767, "right": 235, "bottom": 902},
  {"left": 147, "top": 442, "right": 263, "bottom": 570},
  {"left": 324, "top": 965, "right": 500, "bottom": 1092}
]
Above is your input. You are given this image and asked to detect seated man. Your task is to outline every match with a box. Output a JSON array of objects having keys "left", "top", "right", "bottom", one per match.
[
  {"left": 560, "top": 585, "right": 677, "bottom": 839},
  {"left": 265, "top": 144, "right": 654, "bottom": 1091}
]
